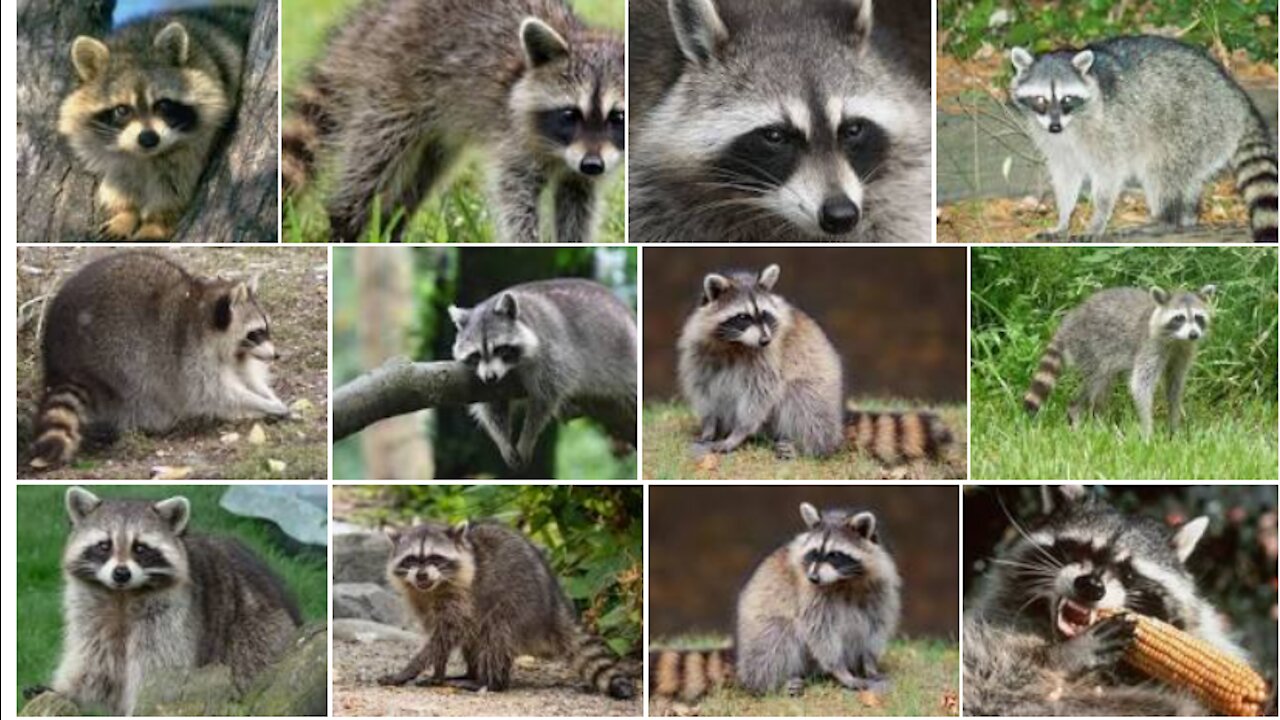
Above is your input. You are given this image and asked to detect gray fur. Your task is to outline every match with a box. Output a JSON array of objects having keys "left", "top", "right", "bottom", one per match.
[
  {"left": 51, "top": 487, "right": 300, "bottom": 716},
  {"left": 1009, "top": 36, "right": 1278, "bottom": 242},
  {"left": 382, "top": 520, "right": 636, "bottom": 698},
  {"left": 964, "top": 486, "right": 1248, "bottom": 716},
  {"left": 450, "top": 278, "right": 637, "bottom": 469},
  {"left": 629, "top": 0, "right": 931, "bottom": 242}
]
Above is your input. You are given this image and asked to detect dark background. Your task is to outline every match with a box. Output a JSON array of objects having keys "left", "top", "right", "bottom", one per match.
[
  {"left": 649, "top": 485, "right": 960, "bottom": 639},
  {"left": 642, "top": 247, "right": 968, "bottom": 402}
]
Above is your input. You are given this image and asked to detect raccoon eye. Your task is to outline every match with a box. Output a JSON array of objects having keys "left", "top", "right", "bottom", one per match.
[
  {"left": 840, "top": 120, "right": 866, "bottom": 142},
  {"left": 112, "top": 105, "right": 133, "bottom": 121},
  {"left": 1193, "top": 315, "right": 1207, "bottom": 329},
  {"left": 1031, "top": 96, "right": 1048, "bottom": 114},
  {"left": 246, "top": 329, "right": 269, "bottom": 344},
  {"left": 95, "top": 540, "right": 112, "bottom": 552},
  {"left": 462, "top": 352, "right": 481, "bottom": 366},
  {"left": 494, "top": 345, "right": 522, "bottom": 363},
  {"left": 1167, "top": 316, "right": 1186, "bottom": 329},
  {"left": 608, "top": 109, "right": 624, "bottom": 126},
  {"left": 758, "top": 126, "right": 788, "bottom": 145},
  {"left": 560, "top": 108, "right": 582, "bottom": 123},
  {"left": 734, "top": 312, "right": 753, "bottom": 323}
]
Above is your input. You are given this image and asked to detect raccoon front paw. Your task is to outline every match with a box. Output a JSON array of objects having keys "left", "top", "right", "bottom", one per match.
[
  {"left": 133, "top": 221, "right": 173, "bottom": 241},
  {"left": 99, "top": 212, "right": 140, "bottom": 240},
  {"left": 774, "top": 440, "right": 797, "bottom": 460},
  {"left": 1057, "top": 614, "right": 1136, "bottom": 673},
  {"left": 785, "top": 677, "right": 805, "bottom": 697},
  {"left": 377, "top": 672, "right": 416, "bottom": 686},
  {"left": 845, "top": 675, "right": 891, "bottom": 693}
]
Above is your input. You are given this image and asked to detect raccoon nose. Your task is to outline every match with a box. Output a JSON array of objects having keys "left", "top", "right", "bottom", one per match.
[
  {"left": 111, "top": 566, "right": 132, "bottom": 585},
  {"left": 818, "top": 196, "right": 860, "bottom": 235},
  {"left": 137, "top": 130, "right": 160, "bottom": 149},
  {"left": 1048, "top": 122, "right": 1063, "bottom": 133},
  {"left": 579, "top": 154, "right": 606, "bottom": 176},
  {"left": 1073, "top": 573, "right": 1105, "bottom": 602},
  {"left": 1188, "top": 329, "right": 1201, "bottom": 340}
]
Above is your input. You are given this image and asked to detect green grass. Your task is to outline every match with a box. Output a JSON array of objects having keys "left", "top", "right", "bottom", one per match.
[
  {"left": 16, "top": 485, "right": 328, "bottom": 713},
  {"left": 280, "top": 0, "right": 626, "bottom": 244},
  {"left": 642, "top": 401, "right": 968, "bottom": 480},
  {"left": 650, "top": 636, "right": 958, "bottom": 717}
]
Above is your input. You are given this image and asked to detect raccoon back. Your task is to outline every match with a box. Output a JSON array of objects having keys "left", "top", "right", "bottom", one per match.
[{"left": 1053, "top": 288, "right": 1154, "bottom": 366}]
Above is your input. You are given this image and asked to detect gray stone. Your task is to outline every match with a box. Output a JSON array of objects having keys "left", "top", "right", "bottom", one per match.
[
  {"left": 18, "top": 692, "right": 78, "bottom": 717},
  {"left": 333, "top": 618, "right": 421, "bottom": 645},
  {"left": 244, "top": 622, "right": 328, "bottom": 716},
  {"left": 333, "top": 531, "right": 392, "bottom": 585},
  {"left": 333, "top": 582, "right": 404, "bottom": 626},
  {"left": 133, "top": 664, "right": 237, "bottom": 716}
]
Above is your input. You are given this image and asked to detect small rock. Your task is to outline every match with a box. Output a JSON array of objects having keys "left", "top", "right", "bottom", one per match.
[
  {"left": 220, "top": 432, "right": 241, "bottom": 444},
  {"left": 334, "top": 532, "right": 393, "bottom": 584},
  {"left": 332, "top": 618, "right": 420, "bottom": 645},
  {"left": 333, "top": 582, "right": 404, "bottom": 626},
  {"left": 290, "top": 398, "right": 314, "bottom": 415},
  {"left": 266, "top": 458, "right": 287, "bottom": 474},
  {"left": 19, "top": 691, "right": 79, "bottom": 716},
  {"left": 150, "top": 465, "right": 193, "bottom": 480},
  {"left": 248, "top": 423, "right": 267, "bottom": 445}
]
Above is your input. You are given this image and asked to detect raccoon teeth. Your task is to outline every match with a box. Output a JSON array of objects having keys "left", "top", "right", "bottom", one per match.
[{"left": 1056, "top": 598, "right": 1096, "bottom": 638}]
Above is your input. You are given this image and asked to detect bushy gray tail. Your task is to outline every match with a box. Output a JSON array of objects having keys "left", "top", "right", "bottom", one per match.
[
  {"left": 281, "top": 75, "right": 337, "bottom": 196},
  {"left": 569, "top": 622, "right": 636, "bottom": 699},
  {"left": 649, "top": 647, "right": 734, "bottom": 703},
  {"left": 1023, "top": 340, "right": 1064, "bottom": 415},
  {"left": 29, "top": 384, "right": 90, "bottom": 470},
  {"left": 844, "top": 407, "right": 954, "bottom": 464},
  {"left": 1232, "top": 120, "right": 1278, "bottom": 243}
]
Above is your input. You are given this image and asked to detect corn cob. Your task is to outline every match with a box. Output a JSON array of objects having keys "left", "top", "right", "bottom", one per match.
[{"left": 1098, "top": 609, "right": 1268, "bottom": 716}]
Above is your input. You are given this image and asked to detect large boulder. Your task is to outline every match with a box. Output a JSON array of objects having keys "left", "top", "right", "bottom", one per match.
[
  {"left": 17, "top": 692, "right": 78, "bottom": 716},
  {"left": 333, "top": 582, "right": 404, "bottom": 626},
  {"left": 133, "top": 665, "right": 238, "bottom": 716},
  {"left": 333, "top": 531, "right": 392, "bottom": 585},
  {"left": 242, "top": 622, "right": 328, "bottom": 716}
]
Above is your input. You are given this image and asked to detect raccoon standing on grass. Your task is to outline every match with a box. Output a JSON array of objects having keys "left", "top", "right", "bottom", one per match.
[
  {"left": 1023, "top": 285, "right": 1215, "bottom": 439},
  {"left": 58, "top": 8, "right": 252, "bottom": 241},
  {"left": 677, "top": 264, "right": 953, "bottom": 464},
  {"left": 28, "top": 251, "right": 290, "bottom": 470},
  {"left": 32, "top": 487, "right": 301, "bottom": 716},
  {"left": 651, "top": 502, "right": 901, "bottom": 706},
  {"left": 381, "top": 519, "right": 637, "bottom": 698},
  {"left": 629, "top": 0, "right": 932, "bottom": 243},
  {"left": 282, "top": 0, "right": 625, "bottom": 243},
  {"left": 964, "top": 485, "right": 1255, "bottom": 715},
  {"left": 1009, "top": 36, "right": 1279, "bottom": 242}
]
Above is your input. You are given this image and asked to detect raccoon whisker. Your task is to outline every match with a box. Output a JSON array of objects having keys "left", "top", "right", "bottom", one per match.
[
  {"left": 990, "top": 558, "right": 1058, "bottom": 574},
  {"left": 996, "top": 493, "right": 1063, "bottom": 569}
]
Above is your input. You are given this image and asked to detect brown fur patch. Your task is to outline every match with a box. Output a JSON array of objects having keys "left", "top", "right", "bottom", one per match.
[
  {"left": 874, "top": 413, "right": 899, "bottom": 463},
  {"left": 653, "top": 650, "right": 682, "bottom": 697},
  {"left": 899, "top": 413, "right": 926, "bottom": 459}
]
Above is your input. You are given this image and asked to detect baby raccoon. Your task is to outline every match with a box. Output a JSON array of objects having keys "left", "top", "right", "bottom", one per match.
[
  {"left": 1023, "top": 285, "right": 1215, "bottom": 438},
  {"left": 29, "top": 251, "right": 289, "bottom": 470},
  {"left": 381, "top": 519, "right": 637, "bottom": 698},
  {"left": 36, "top": 487, "right": 300, "bottom": 716},
  {"left": 449, "top": 279, "right": 637, "bottom": 469},
  {"left": 651, "top": 502, "right": 901, "bottom": 703},
  {"left": 58, "top": 8, "right": 251, "bottom": 241},
  {"left": 283, "top": 0, "right": 625, "bottom": 243},
  {"left": 964, "top": 485, "right": 1252, "bottom": 715}
]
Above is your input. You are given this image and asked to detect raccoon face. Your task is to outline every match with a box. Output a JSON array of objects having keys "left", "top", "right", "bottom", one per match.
[
  {"left": 1150, "top": 286, "right": 1215, "bottom": 342},
  {"left": 1009, "top": 48, "right": 1095, "bottom": 134},
  {"left": 386, "top": 521, "right": 476, "bottom": 593},
  {"left": 450, "top": 292, "right": 540, "bottom": 383},
  {"left": 692, "top": 264, "right": 792, "bottom": 349},
  {"left": 61, "top": 24, "right": 229, "bottom": 158},
  {"left": 211, "top": 276, "right": 278, "bottom": 363},
  {"left": 998, "top": 486, "right": 1208, "bottom": 640},
  {"left": 517, "top": 19, "right": 625, "bottom": 179},
  {"left": 789, "top": 502, "right": 888, "bottom": 587},
  {"left": 61, "top": 487, "right": 190, "bottom": 592}
]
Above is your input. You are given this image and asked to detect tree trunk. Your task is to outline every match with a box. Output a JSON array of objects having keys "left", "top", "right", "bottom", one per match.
[{"left": 15, "top": 0, "right": 278, "bottom": 243}]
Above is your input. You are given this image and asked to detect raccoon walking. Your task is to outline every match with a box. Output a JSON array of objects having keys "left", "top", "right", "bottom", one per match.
[
  {"left": 964, "top": 485, "right": 1254, "bottom": 715},
  {"left": 38, "top": 487, "right": 301, "bottom": 716},
  {"left": 58, "top": 8, "right": 252, "bottom": 241},
  {"left": 28, "top": 251, "right": 290, "bottom": 470},
  {"left": 651, "top": 503, "right": 901, "bottom": 704},
  {"left": 449, "top": 279, "right": 636, "bottom": 469},
  {"left": 629, "top": 0, "right": 932, "bottom": 243},
  {"left": 1023, "top": 285, "right": 1215, "bottom": 438},
  {"left": 282, "top": 0, "right": 624, "bottom": 243},
  {"left": 1009, "top": 36, "right": 1279, "bottom": 242},
  {"left": 677, "top": 264, "right": 953, "bottom": 462},
  {"left": 381, "top": 519, "right": 637, "bottom": 698}
]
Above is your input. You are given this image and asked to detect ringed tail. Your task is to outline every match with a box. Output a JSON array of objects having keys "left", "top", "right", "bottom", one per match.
[
  {"left": 844, "top": 406, "right": 954, "bottom": 464},
  {"left": 1232, "top": 120, "right": 1278, "bottom": 243},
  {"left": 1024, "top": 340, "right": 1065, "bottom": 415},
  {"left": 281, "top": 76, "right": 336, "bottom": 196},
  {"left": 569, "top": 622, "right": 636, "bottom": 699},
  {"left": 29, "top": 384, "right": 90, "bottom": 469},
  {"left": 649, "top": 647, "right": 735, "bottom": 703}
]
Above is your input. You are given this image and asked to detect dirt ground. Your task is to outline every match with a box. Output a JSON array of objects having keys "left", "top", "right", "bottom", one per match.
[
  {"left": 333, "top": 633, "right": 642, "bottom": 717},
  {"left": 16, "top": 246, "right": 329, "bottom": 480}
]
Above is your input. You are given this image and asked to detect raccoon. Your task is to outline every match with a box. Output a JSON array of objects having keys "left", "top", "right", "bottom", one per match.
[
  {"left": 677, "top": 264, "right": 953, "bottom": 461},
  {"left": 28, "top": 251, "right": 289, "bottom": 470},
  {"left": 449, "top": 278, "right": 636, "bottom": 469},
  {"left": 381, "top": 519, "right": 637, "bottom": 698},
  {"left": 1009, "top": 36, "right": 1279, "bottom": 242},
  {"left": 282, "top": 0, "right": 624, "bottom": 243},
  {"left": 57, "top": 8, "right": 252, "bottom": 241},
  {"left": 964, "top": 485, "right": 1252, "bottom": 715},
  {"left": 1023, "top": 285, "right": 1215, "bottom": 439},
  {"left": 37, "top": 487, "right": 301, "bottom": 716},
  {"left": 651, "top": 503, "right": 901, "bottom": 704},
  {"left": 628, "top": 0, "right": 932, "bottom": 243}
]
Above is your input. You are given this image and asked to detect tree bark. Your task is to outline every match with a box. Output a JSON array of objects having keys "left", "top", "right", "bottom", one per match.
[{"left": 15, "top": 0, "right": 278, "bottom": 243}]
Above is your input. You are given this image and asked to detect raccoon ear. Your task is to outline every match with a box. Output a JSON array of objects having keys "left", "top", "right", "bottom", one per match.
[
  {"left": 1041, "top": 485, "right": 1087, "bottom": 514},
  {"left": 448, "top": 305, "right": 472, "bottom": 330},
  {"left": 799, "top": 502, "right": 821, "bottom": 528},
  {"left": 153, "top": 22, "right": 190, "bottom": 66},
  {"left": 65, "top": 486, "right": 102, "bottom": 524},
  {"left": 1071, "top": 49, "right": 1095, "bottom": 75},
  {"left": 383, "top": 525, "right": 402, "bottom": 545},
  {"left": 669, "top": 0, "right": 728, "bottom": 65},
  {"left": 702, "top": 273, "right": 730, "bottom": 304},
  {"left": 849, "top": 511, "right": 877, "bottom": 540},
  {"left": 757, "top": 264, "right": 781, "bottom": 291},
  {"left": 520, "top": 17, "right": 569, "bottom": 69},
  {"left": 1149, "top": 286, "right": 1171, "bottom": 305},
  {"left": 153, "top": 496, "right": 191, "bottom": 535},
  {"left": 1171, "top": 516, "right": 1209, "bottom": 563},
  {"left": 1197, "top": 284, "right": 1217, "bottom": 300},
  {"left": 494, "top": 292, "right": 519, "bottom": 320},
  {"left": 1009, "top": 47, "right": 1034, "bottom": 75},
  {"left": 447, "top": 520, "right": 472, "bottom": 543},
  {"left": 70, "top": 36, "right": 110, "bottom": 83},
  {"left": 213, "top": 293, "right": 233, "bottom": 331},
  {"left": 841, "top": 0, "right": 873, "bottom": 48}
]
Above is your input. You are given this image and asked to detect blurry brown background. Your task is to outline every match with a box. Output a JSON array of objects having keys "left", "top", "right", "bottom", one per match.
[
  {"left": 642, "top": 247, "right": 967, "bottom": 402},
  {"left": 649, "top": 485, "right": 960, "bottom": 639}
]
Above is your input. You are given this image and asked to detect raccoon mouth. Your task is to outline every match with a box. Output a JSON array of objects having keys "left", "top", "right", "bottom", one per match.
[{"left": 1055, "top": 597, "right": 1097, "bottom": 638}]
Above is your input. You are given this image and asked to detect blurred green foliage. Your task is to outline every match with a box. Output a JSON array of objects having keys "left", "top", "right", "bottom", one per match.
[
  {"left": 940, "top": 0, "right": 1278, "bottom": 62},
  {"left": 354, "top": 485, "right": 643, "bottom": 656}
]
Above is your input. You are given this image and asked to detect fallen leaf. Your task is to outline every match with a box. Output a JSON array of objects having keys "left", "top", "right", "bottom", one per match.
[
  {"left": 857, "top": 690, "right": 884, "bottom": 708},
  {"left": 220, "top": 432, "right": 240, "bottom": 444},
  {"left": 248, "top": 423, "right": 267, "bottom": 445},
  {"left": 266, "top": 459, "right": 287, "bottom": 474},
  {"left": 941, "top": 689, "right": 959, "bottom": 714},
  {"left": 150, "top": 465, "right": 192, "bottom": 480},
  {"left": 696, "top": 452, "right": 720, "bottom": 472},
  {"left": 290, "top": 398, "right": 314, "bottom": 415}
]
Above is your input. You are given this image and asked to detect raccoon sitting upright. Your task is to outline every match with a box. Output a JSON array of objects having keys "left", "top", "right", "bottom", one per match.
[
  {"left": 629, "top": 0, "right": 932, "bottom": 242},
  {"left": 36, "top": 487, "right": 300, "bottom": 716},
  {"left": 1023, "top": 285, "right": 1215, "bottom": 439},
  {"left": 1009, "top": 36, "right": 1279, "bottom": 242},
  {"left": 283, "top": 0, "right": 625, "bottom": 243},
  {"left": 449, "top": 278, "right": 636, "bottom": 468},
  {"left": 58, "top": 8, "right": 251, "bottom": 241},
  {"left": 964, "top": 485, "right": 1255, "bottom": 715},
  {"left": 381, "top": 519, "right": 637, "bottom": 698},
  {"left": 29, "top": 251, "right": 290, "bottom": 470}
]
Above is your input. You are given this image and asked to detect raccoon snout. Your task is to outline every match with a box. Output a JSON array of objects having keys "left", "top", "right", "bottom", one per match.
[
  {"left": 111, "top": 565, "right": 132, "bottom": 585},
  {"left": 1048, "top": 122, "right": 1063, "bottom": 134},
  {"left": 1073, "top": 573, "right": 1106, "bottom": 602},
  {"left": 818, "top": 196, "right": 860, "bottom": 235},
  {"left": 137, "top": 129, "right": 160, "bottom": 150},
  {"left": 579, "top": 154, "right": 606, "bottom": 176}
]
